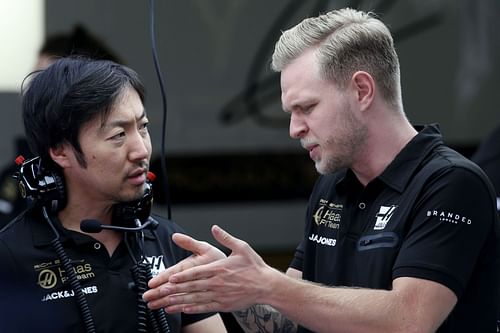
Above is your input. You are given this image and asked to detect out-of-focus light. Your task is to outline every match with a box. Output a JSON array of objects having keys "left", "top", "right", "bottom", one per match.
[{"left": 0, "top": 0, "right": 44, "bottom": 92}]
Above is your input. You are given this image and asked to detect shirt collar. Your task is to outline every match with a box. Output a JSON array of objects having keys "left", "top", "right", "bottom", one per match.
[
  {"left": 377, "top": 124, "right": 443, "bottom": 192},
  {"left": 336, "top": 124, "right": 443, "bottom": 193},
  {"left": 30, "top": 209, "right": 74, "bottom": 247}
]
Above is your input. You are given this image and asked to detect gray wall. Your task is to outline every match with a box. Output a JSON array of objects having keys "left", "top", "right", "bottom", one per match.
[{"left": 1, "top": 0, "right": 499, "bottom": 250}]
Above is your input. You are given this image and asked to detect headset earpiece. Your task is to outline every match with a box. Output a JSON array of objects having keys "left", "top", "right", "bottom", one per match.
[{"left": 14, "top": 155, "right": 67, "bottom": 213}]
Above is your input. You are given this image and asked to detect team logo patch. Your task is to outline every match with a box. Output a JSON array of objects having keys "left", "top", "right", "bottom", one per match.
[
  {"left": 374, "top": 205, "right": 398, "bottom": 230},
  {"left": 145, "top": 255, "right": 166, "bottom": 277},
  {"left": 313, "top": 199, "right": 342, "bottom": 230}
]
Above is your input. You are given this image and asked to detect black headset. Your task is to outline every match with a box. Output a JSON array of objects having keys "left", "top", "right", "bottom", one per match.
[
  {"left": 14, "top": 155, "right": 153, "bottom": 227},
  {"left": 14, "top": 155, "right": 66, "bottom": 214}
]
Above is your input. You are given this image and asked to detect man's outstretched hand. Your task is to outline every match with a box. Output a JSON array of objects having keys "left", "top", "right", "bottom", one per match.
[{"left": 143, "top": 225, "right": 271, "bottom": 313}]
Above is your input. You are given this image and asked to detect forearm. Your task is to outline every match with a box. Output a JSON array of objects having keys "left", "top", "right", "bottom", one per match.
[
  {"left": 232, "top": 304, "right": 297, "bottom": 333},
  {"left": 267, "top": 277, "right": 394, "bottom": 333},
  {"left": 260, "top": 268, "right": 453, "bottom": 333}
]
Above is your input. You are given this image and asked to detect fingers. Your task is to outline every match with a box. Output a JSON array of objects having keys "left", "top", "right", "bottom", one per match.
[
  {"left": 172, "top": 233, "right": 212, "bottom": 256},
  {"left": 211, "top": 225, "right": 247, "bottom": 251},
  {"left": 148, "top": 254, "right": 195, "bottom": 288},
  {"left": 148, "top": 233, "right": 214, "bottom": 289},
  {"left": 168, "top": 260, "right": 218, "bottom": 284},
  {"left": 144, "top": 278, "right": 203, "bottom": 306},
  {"left": 164, "top": 301, "right": 222, "bottom": 314},
  {"left": 145, "top": 281, "right": 216, "bottom": 311}
]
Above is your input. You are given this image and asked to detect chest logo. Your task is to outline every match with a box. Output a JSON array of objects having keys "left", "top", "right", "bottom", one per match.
[
  {"left": 374, "top": 205, "right": 398, "bottom": 230},
  {"left": 38, "top": 269, "right": 58, "bottom": 289},
  {"left": 145, "top": 255, "right": 166, "bottom": 277},
  {"left": 313, "top": 199, "right": 342, "bottom": 230}
]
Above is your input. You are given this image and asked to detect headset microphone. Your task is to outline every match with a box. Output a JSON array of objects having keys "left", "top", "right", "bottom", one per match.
[{"left": 80, "top": 218, "right": 159, "bottom": 233}]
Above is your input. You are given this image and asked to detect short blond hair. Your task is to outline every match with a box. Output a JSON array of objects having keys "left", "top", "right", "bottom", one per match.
[{"left": 272, "top": 8, "right": 402, "bottom": 109}]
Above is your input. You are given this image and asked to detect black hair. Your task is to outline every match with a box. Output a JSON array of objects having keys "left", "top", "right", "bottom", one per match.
[{"left": 21, "top": 57, "right": 145, "bottom": 169}]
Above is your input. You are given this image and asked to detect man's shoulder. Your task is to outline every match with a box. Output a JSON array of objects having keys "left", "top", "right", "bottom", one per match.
[
  {"left": 420, "top": 145, "right": 497, "bottom": 206},
  {"left": 427, "top": 145, "right": 491, "bottom": 181},
  {"left": 0, "top": 211, "right": 31, "bottom": 239}
]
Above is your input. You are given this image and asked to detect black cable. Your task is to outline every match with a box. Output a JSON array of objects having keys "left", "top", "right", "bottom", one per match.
[
  {"left": 130, "top": 262, "right": 153, "bottom": 333},
  {"left": 140, "top": 261, "right": 171, "bottom": 333},
  {"left": 42, "top": 207, "right": 96, "bottom": 333},
  {"left": 125, "top": 231, "right": 171, "bottom": 333},
  {"left": 151, "top": 218, "right": 170, "bottom": 268},
  {"left": 148, "top": 0, "right": 171, "bottom": 220}
]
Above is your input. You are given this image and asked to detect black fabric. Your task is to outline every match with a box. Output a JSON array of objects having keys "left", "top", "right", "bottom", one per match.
[
  {"left": 290, "top": 124, "right": 499, "bottom": 333},
  {"left": 0, "top": 210, "right": 216, "bottom": 333}
]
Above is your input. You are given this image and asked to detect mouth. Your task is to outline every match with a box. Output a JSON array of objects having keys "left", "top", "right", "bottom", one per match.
[
  {"left": 304, "top": 144, "right": 317, "bottom": 151},
  {"left": 127, "top": 168, "right": 147, "bottom": 185},
  {"left": 305, "top": 144, "right": 319, "bottom": 160}
]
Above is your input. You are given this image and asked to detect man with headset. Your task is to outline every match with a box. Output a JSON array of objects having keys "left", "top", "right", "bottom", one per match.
[
  {"left": 143, "top": 8, "right": 499, "bottom": 333},
  {"left": 0, "top": 57, "right": 226, "bottom": 333}
]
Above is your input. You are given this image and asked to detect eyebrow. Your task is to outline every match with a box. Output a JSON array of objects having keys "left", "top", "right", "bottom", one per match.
[{"left": 102, "top": 109, "right": 148, "bottom": 129}]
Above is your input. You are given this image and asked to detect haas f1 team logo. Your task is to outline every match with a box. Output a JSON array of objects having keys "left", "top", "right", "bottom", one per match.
[{"left": 374, "top": 205, "right": 398, "bottom": 230}]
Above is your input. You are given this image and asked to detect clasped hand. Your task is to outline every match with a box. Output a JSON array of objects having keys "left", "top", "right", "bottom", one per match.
[{"left": 143, "top": 225, "right": 270, "bottom": 313}]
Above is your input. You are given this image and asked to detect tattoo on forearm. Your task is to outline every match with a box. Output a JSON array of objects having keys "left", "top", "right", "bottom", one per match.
[{"left": 233, "top": 305, "right": 297, "bottom": 333}]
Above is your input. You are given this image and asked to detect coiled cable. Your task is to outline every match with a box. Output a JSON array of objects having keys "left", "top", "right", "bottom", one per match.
[{"left": 43, "top": 207, "right": 96, "bottom": 333}]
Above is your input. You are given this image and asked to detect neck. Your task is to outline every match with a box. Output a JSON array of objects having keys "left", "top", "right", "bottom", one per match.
[{"left": 351, "top": 114, "right": 417, "bottom": 186}]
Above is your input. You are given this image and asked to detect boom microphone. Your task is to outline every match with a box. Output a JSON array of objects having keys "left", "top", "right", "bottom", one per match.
[{"left": 80, "top": 218, "right": 159, "bottom": 233}]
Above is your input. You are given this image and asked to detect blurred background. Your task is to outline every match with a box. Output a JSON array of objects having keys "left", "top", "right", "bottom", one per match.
[{"left": 1, "top": 0, "right": 499, "bottom": 268}]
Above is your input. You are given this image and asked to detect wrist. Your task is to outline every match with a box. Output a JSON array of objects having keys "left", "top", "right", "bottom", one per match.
[{"left": 257, "top": 266, "right": 289, "bottom": 306}]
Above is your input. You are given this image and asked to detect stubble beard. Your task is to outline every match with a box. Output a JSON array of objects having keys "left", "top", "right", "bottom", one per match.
[
  {"left": 316, "top": 108, "right": 368, "bottom": 175},
  {"left": 114, "top": 183, "right": 146, "bottom": 204}
]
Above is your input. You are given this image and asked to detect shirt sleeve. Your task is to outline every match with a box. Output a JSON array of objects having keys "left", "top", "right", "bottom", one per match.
[
  {"left": 393, "top": 166, "right": 497, "bottom": 298},
  {"left": 289, "top": 240, "right": 305, "bottom": 271}
]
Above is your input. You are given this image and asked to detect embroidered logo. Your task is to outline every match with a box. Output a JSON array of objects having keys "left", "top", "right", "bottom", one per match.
[
  {"left": 374, "top": 205, "right": 398, "bottom": 230},
  {"left": 313, "top": 199, "right": 342, "bottom": 230}
]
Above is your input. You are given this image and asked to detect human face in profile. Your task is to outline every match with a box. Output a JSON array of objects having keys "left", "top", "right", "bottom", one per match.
[
  {"left": 60, "top": 86, "right": 152, "bottom": 207},
  {"left": 281, "top": 48, "right": 367, "bottom": 175}
]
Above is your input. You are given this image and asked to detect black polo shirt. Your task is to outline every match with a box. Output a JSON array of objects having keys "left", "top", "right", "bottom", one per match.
[
  {"left": 290, "top": 124, "right": 499, "bottom": 332},
  {"left": 0, "top": 209, "right": 215, "bottom": 333}
]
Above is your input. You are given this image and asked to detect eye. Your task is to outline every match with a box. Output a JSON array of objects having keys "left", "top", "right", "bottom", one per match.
[
  {"left": 109, "top": 131, "right": 126, "bottom": 140},
  {"left": 139, "top": 121, "right": 149, "bottom": 135},
  {"left": 303, "top": 103, "right": 315, "bottom": 113}
]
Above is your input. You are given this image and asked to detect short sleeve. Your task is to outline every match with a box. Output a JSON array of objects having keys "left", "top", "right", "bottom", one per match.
[
  {"left": 393, "top": 166, "right": 497, "bottom": 297},
  {"left": 289, "top": 240, "right": 305, "bottom": 271}
]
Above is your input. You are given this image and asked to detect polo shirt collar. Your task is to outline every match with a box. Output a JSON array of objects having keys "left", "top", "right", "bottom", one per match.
[
  {"left": 30, "top": 209, "right": 73, "bottom": 247},
  {"left": 337, "top": 124, "right": 443, "bottom": 193},
  {"left": 377, "top": 123, "right": 443, "bottom": 192}
]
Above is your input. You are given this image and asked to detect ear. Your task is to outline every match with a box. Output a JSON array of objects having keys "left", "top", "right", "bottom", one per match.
[
  {"left": 351, "top": 71, "right": 375, "bottom": 111},
  {"left": 49, "top": 144, "right": 72, "bottom": 169}
]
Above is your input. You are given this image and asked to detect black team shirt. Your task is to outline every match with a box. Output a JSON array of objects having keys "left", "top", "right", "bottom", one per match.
[
  {"left": 0, "top": 212, "right": 216, "bottom": 333},
  {"left": 290, "top": 124, "right": 499, "bottom": 332}
]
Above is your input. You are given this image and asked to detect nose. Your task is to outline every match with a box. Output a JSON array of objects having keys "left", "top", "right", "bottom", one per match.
[
  {"left": 289, "top": 113, "right": 307, "bottom": 139},
  {"left": 129, "top": 131, "right": 151, "bottom": 162}
]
